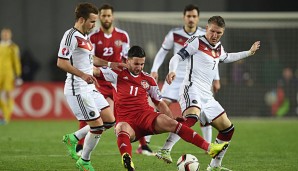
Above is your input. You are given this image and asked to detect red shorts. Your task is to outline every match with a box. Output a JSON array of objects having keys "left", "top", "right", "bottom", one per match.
[
  {"left": 117, "top": 110, "right": 159, "bottom": 141},
  {"left": 98, "top": 84, "right": 115, "bottom": 99}
]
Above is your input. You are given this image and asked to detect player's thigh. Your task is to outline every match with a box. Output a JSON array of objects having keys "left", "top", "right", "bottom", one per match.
[
  {"left": 0, "top": 75, "right": 14, "bottom": 91},
  {"left": 211, "top": 112, "right": 232, "bottom": 131},
  {"left": 201, "top": 99, "right": 228, "bottom": 129},
  {"left": 154, "top": 114, "right": 177, "bottom": 133},
  {"left": 92, "top": 90, "right": 114, "bottom": 122},
  {"left": 65, "top": 93, "right": 100, "bottom": 121}
]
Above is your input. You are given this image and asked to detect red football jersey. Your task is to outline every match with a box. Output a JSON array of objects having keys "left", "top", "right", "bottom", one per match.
[
  {"left": 90, "top": 27, "right": 130, "bottom": 62},
  {"left": 100, "top": 67, "right": 162, "bottom": 120},
  {"left": 90, "top": 27, "right": 130, "bottom": 89}
]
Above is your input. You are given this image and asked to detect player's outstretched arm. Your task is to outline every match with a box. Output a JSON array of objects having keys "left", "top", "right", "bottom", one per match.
[
  {"left": 93, "top": 56, "right": 127, "bottom": 71},
  {"left": 249, "top": 41, "right": 261, "bottom": 55}
]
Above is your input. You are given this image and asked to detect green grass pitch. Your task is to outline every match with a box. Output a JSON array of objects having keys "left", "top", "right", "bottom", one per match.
[{"left": 0, "top": 118, "right": 297, "bottom": 171}]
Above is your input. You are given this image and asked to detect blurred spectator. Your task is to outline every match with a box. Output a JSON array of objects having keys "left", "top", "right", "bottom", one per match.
[
  {"left": 21, "top": 49, "right": 40, "bottom": 81},
  {"left": 0, "top": 28, "right": 22, "bottom": 124},
  {"left": 271, "top": 67, "right": 298, "bottom": 116},
  {"left": 231, "top": 60, "right": 254, "bottom": 86}
]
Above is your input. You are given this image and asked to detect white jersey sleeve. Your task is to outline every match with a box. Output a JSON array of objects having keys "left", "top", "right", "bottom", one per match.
[
  {"left": 150, "top": 30, "right": 173, "bottom": 72},
  {"left": 214, "top": 67, "right": 220, "bottom": 80},
  {"left": 121, "top": 31, "right": 130, "bottom": 59},
  {"left": 99, "top": 67, "right": 118, "bottom": 85},
  {"left": 58, "top": 30, "right": 77, "bottom": 59},
  {"left": 151, "top": 48, "right": 169, "bottom": 72},
  {"left": 147, "top": 83, "right": 162, "bottom": 102},
  {"left": 219, "top": 46, "right": 250, "bottom": 63}
]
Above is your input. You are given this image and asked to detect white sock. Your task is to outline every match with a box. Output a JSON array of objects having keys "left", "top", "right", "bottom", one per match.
[
  {"left": 201, "top": 125, "right": 212, "bottom": 143},
  {"left": 81, "top": 132, "right": 100, "bottom": 160},
  {"left": 162, "top": 132, "right": 181, "bottom": 151},
  {"left": 144, "top": 135, "right": 152, "bottom": 144},
  {"left": 74, "top": 125, "right": 90, "bottom": 140},
  {"left": 210, "top": 138, "right": 230, "bottom": 167}
]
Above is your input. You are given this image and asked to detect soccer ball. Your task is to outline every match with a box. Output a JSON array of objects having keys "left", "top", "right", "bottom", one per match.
[{"left": 177, "top": 154, "right": 200, "bottom": 171}]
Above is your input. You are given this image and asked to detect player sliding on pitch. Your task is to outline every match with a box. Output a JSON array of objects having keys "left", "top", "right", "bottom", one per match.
[{"left": 94, "top": 45, "right": 229, "bottom": 171}]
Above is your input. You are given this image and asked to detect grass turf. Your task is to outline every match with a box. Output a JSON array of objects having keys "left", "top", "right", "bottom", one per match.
[{"left": 0, "top": 118, "right": 297, "bottom": 171}]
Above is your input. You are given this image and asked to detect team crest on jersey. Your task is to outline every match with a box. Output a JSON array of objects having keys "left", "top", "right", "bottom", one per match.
[
  {"left": 62, "top": 47, "right": 69, "bottom": 56},
  {"left": 141, "top": 80, "right": 149, "bottom": 90},
  {"left": 114, "top": 40, "right": 123, "bottom": 47}
]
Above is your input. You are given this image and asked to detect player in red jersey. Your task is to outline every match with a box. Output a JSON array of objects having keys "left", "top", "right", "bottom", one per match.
[
  {"left": 94, "top": 46, "right": 229, "bottom": 171},
  {"left": 76, "top": 4, "right": 154, "bottom": 156}
]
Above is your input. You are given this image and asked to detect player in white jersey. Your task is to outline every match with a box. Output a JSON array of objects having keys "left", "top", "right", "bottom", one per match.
[
  {"left": 166, "top": 16, "right": 260, "bottom": 171},
  {"left": 57, "top": 3, "right": 126, "bottom": 171},
  {"left": 152, "top": 4, "right": 220, "bottom": 163}
]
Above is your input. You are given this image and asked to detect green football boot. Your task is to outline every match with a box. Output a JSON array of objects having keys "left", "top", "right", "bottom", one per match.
[
  {"left": 155, "top": 149, "right": 173, "bottom": 164},
  {"left": 62, "top": 134, "right": 79, "bottom": 160}
]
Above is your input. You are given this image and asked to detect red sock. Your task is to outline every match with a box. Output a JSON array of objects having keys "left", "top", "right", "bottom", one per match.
[
  {"left": 78, "top": 121, "right": 87, "bottom": 145},
  {"left": 180, "top": 117, "right": 197, "bottom": 127},
  {"left": 175, "top": 123, "right": 209, "bottom": 151},
  {"left": 117, "top": 131, "right": 132, "bottom": 156},
  {"left": 138, "top": 137, "right": 147, "bottom": 146}
]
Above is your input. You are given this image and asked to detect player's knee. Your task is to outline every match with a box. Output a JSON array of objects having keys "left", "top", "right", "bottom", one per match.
[
  {"left": 104, "top": 121, "right": 116, "bottom": 129},
  {"left": 217, "top": 124, "right": 234, "bottom": 141},
  {"left": 90, "top": 125, "right": 105, "bottom": 134}
]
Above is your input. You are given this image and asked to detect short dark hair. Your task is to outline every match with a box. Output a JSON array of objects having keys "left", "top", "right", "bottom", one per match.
[
  {"left": 75, "top": 3, "right": 98, "bottom": 21},
  {"left": 99, "top": 4, "right": 114, "bottom": 13},
  {"left": 128, "top": 46, "right": 146, "bottom": 58},
  {"left": 208, "top": 16, "right": 225, "bottom": 28},
  {"left": 183, "top": 4, "right": 200, "bottom": 16}
]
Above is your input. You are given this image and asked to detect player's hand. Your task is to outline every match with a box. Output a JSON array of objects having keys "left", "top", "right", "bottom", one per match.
[
  {"left": 82, "top": 74, "right": 99, "bottom": 87},
  {"left": 15, "top": 77, "right": 23, "bottom": 87},
  {"left": 93, "top": 66, "right": 101, "bottom": 77},
  {"left": 175, "top": 116, "right": 186, "bottom": 122},
  {"left": 249, "top": 41, "right": 261, "bottom": 55},
  {"left": 212, "top": 80, "right": 220, "bottom": 93},
  {"left": 151, "top": 72, "right": 158, "bottom": 81},
  {"left": 110, "top": 62, "right": 127, "bottom": 71},
  {"left": 166, "top": 72, "right": 176, "bottom": 84}
]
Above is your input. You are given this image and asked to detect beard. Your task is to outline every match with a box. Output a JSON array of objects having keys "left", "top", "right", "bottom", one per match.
[{"left": 101, "top": 21, "right": 112, "bottom": 30}]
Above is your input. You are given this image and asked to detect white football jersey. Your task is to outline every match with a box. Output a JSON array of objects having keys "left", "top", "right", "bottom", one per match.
[
  {"left": 58, "top": 27, "right": 95, "bottom": 95},
  {"left": 179, "top": 36, "right": 228, "bottom": 98},
  {"left": 152, "top": 27, "right": 205, "bottom": 75}
]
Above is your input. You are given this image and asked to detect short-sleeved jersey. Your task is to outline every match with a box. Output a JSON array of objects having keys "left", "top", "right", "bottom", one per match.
[
  {"left": 90, "top": 27, "right": 130, "bottom": 88},
  {"left": 58, "top": 27, "right": 95, "bottom": 95},
  {"left": 90, "top": 27, "right": 130, "bottom": 62},
  {"left": 158, "top": 27, "right": 205, "bottom": 75},
  {"left": 99, "top": 67, "right": 162, "bottom": 120},
  {"left": 178, "top": 36, "right": 227, "bottom": 98}
]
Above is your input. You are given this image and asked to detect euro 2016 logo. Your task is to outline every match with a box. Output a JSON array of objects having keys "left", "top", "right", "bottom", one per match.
[{"left": 62, "top": 48, "right": 69, "bottom": 56}]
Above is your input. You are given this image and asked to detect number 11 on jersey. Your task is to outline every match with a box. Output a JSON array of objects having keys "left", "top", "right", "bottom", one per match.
[{"left": 129, "top": 86, "right": 138, "bottom": 96}]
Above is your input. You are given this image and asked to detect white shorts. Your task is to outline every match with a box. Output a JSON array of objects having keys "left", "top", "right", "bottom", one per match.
[
  {"left": 161, "top": 76, "right": 184, "bottom": 102},
  {"left": 65, "top": 90, "right": 109, "bottom": 121},
  {"left": 179, "top": 85, "right": 224, "bottom": 126}
]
